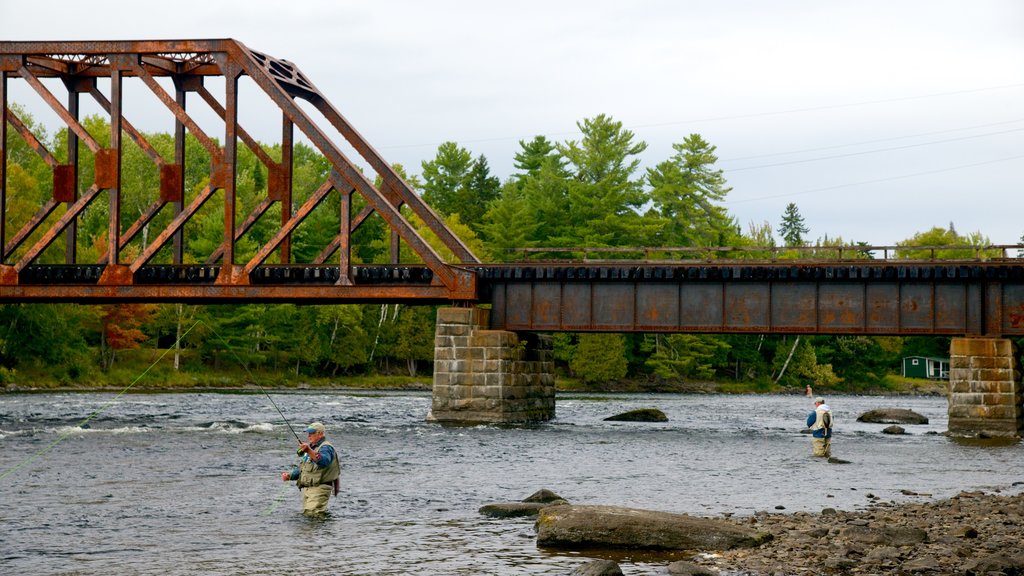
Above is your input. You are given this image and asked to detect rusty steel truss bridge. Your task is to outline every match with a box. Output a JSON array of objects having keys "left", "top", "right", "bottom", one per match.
[{"left": 2, "top": 40, "right": 1023, "bottom": 337}]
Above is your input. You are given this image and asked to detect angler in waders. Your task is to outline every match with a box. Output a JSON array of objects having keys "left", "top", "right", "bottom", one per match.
[
  {"left": 806, "top": 397, "right": 833, "bottom": 458},
  {"left": 281, "top": 422, "right": 340, "bottom": 517}
]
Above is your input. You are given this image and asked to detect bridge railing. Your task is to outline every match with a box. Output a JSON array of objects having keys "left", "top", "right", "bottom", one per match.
[{"left": 508, "top": 244, "right": 1024, "bottom": 264}]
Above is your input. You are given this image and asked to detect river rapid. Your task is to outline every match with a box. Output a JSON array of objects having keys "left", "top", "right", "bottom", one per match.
[{"left": 1, "top": 391, "right": 1021, "bottom": 575}]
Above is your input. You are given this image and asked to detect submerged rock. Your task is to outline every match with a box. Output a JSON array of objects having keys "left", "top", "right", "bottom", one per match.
[
  {"left": 603, "top": 408, "right": 668, "bottom": 422},
  {"left": 523, "top": 488, "right": 565, "bottom": 503},
  {"left": 569, "top": 559, "right": 624, "bottom": 576},
  {"left": 479, "top": 502, "right": 551, "bottom": 518},
  {"left": 882, "top": 425, "right": 907, "bottom": 434},
  {"left": 479, "top": 488, "right": 568, "bottom": 518},
  {"left": 857, "top": 408, "right": 929, "bottom": 425},
  {"left": 535, "top": 504, "right": 771, "bottom": 550}
]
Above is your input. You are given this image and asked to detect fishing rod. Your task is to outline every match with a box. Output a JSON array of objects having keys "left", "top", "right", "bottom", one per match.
[
  {"left": 204, "top": 324, "right": 305, "bottom": 448},
  {"left": 255, "top": 382, "right": 304, "bottom": 446}
]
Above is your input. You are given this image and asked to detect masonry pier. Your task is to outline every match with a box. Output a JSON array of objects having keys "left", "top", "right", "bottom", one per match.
[
  {"left": 429, "top": 307, "right": 555, "bottom": 424},
  {"left": 948, "top": 337, "right": 1022, "bottom": 437}
]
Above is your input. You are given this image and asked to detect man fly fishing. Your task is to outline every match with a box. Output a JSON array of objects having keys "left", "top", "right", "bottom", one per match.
[
  {"left": 806, "top": 397, "right": 833, "bottom": 458},
  {"left": 280, "top": 421, "right": 340, "bottom": 517}
]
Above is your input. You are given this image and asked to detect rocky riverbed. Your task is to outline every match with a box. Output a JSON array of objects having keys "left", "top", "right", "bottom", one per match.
[{"left": 696, "top": 487, "right": 1024, "bottom": 575}]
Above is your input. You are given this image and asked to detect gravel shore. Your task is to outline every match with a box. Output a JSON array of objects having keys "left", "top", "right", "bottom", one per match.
[{"left": 699, "top": 486, "right": 1024, "bottom": 575}]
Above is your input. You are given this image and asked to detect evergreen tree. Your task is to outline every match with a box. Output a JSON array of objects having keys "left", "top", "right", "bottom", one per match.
[
  {"left": 513, "top": 135, "right": 567, "bottom": 182},
  {"left": 570, "top": 333, "right": 628, "bottom": 384},
  {"left": 779, "top": 202, "right": 809, "bottom": 247},
  {"left": 556, "top": 114, "right": 649, "bottom": 246},
  {"left": 646, "top": 134, "right": 736, "bottom": 247}
]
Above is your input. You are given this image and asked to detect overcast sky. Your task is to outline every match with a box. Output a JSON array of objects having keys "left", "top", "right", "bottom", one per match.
[{"left": 3, "top": 0, "right": 1023, "bottom": 246}]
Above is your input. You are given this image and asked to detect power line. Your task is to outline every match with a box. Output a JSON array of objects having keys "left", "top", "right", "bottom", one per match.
[
  {"left": 721, "top": 118, "right": 1024, "bottom": 163},
  {"left": 377, "top": 82, "right": 1024, "bottom": 150},
  {"left": 725, "top": 127, "right": 1024, "bottom": 172},
  {"left": 726, "top": 153, "right": 1024, "bottom": 205}
]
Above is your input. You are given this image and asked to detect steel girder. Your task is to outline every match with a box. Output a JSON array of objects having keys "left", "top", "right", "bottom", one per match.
[{"left": 0, "top": 39, "right": 478, "bottom": 301}]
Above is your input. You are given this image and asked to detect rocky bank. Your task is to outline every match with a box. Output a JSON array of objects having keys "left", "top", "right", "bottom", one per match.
[{"left": 696, "top": 488, "right": 1024, "bottom": 575}]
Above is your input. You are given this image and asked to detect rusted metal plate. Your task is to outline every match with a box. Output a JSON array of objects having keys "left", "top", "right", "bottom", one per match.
[
  {"left": 159, "top": 164, "right": 183, "bottom": 202},
  {"left": 530, "top": 283, "right": 562, "bottom": 330},
  {"left": 772, "top": 282, "right": 817, "bottom": 331},
  {"left": 724, "top": 284, "right": 770, "bottom": 331},
  {"left": 505, "top": 283, "right": 534, "bottom": 328},
  {"left": 866, "top": 283, "right": 900, "bottom": 332},
  {"left": 52, "top": 164, "right": 75, "bottom": 202},
  {"left": 817, "top": 284, "right": 864, "bottom": 332},
  {"left": 1005, "top": 285, "right": 1024, "bottom": 333},
  {"left": 636, "top": 283, "right": 678, "bottom": 330},
  {"left": 899, "top": 284, "right": 935, "bottom": 333},
  {"left": 934, "top": 284, "right": 967, "bottom": 332},
  {"left": 591, "top": 283, "right": 635, "bottom": 330},
  {"left": 93, "top": 149, "right": 117, "bottom": 189},
  {"left": 561, "top": 283, "right": 593, "bottom": 329},
  {"left": 679, "top": 284, "right": 724, "bottom": 330}
]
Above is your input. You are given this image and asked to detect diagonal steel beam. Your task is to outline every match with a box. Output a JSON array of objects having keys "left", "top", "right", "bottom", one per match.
[
  {"left": 18, "top": 66, "right": 101, "bottom": 153},
  {"left": 3, "top": 199, "right": 58, "bottom": 260},
  {"left": 313, "top": 204, "right": 375, "bottom": 265},
  {"left": 130, "top": 185, "right": 216, "bottom": 273},
  {"left": 241, "top": 180, "right": 335, "bottom": 277},
  {"left": 124, "top": 58, "right": 221, "bottom": 158},
  {"left": 6, "top": 110, "right": 60, "bottom": 168},
  {"left": 88, "top": 84, "right": 167, "bottom": 168},
  {"left": 15, "top": 184, "right": 102, "bottom": 271},
  {"left": 97, "top": 198, "right": 167, "bottom": 265},
  {"left": 225, "top": 41, "right": 474, "bottom": 293},
  {"left": 195, "top": 83, "right": 277, "bottom": 170},
  {"left": 204, "top": 197, "right": 274, "bottom": 265}
]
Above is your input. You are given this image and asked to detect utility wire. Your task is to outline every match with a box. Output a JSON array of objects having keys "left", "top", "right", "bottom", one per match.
[
  {"left": 721, "top": 117, "right": 1024, "bottom": 163},
  {"left": 726, "top": 153, "right": 1024, "bottom": 205},
  {"left": 377, "top": 82, "right": 1024, "bottom": 150},
  {"left": 724, "top": 127, "right": 1024, "bottom": 172}
]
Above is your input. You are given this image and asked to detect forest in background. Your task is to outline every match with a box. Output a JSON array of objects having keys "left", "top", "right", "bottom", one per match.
[{"left": 2, "top": 106, "right": 1021, "bottom": 391}]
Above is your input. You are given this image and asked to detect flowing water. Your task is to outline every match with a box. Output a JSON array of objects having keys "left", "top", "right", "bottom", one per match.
[{"left": 1, "top": 390, "right": 1022, "bottom": 575}]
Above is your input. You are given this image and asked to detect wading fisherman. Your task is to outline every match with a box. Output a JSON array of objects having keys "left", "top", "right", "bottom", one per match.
[
  {"left": 280, "top": 422, "right": 340, "bottom": 516},
  {"left": 806, "top": 397, "right": 833, "bottom": 458}
]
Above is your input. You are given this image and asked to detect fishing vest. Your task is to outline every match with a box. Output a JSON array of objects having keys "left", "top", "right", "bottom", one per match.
[
  {"left": 810, "top": 407, "right": 833, "bottom": 433},
  {"left": 296, "top": 439, "right": 340, "bottom": 488}
]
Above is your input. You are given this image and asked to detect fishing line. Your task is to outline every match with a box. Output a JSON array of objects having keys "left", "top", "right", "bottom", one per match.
[
  {"left": 202, "top": 323, "right": 304, "bottom": 446},
  {"left": 0, "top": 319, "right": 202, "bottom": 482}
]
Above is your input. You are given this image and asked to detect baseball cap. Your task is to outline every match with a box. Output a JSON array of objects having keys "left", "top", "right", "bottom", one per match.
[{"left": 304, "top": 422, "right": 325, "bottom": 433}]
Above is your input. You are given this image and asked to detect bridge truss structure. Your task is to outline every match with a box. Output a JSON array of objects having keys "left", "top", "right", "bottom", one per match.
[{"left": 0, "top": 39, "right": 478, "bottom": 303}]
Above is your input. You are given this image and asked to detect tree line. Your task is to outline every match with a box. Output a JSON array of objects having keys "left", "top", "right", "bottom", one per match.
[{"left": 1, "top": 107, "right": 1018, "bottom": 389}]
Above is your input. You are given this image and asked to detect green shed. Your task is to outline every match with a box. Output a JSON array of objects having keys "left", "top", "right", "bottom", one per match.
[{"left": 902, "top": 356, "right": 949, "bottom": 379}]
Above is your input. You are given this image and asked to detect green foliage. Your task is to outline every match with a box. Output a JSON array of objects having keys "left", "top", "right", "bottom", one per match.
[
  {"left": 421, "top": 143, "right": 500, "bottom": 231},
  {"left": 895, "top": 224, "right": 998, "bottom": 259},
  {"left": 644, "top": 334, "right": 730, "bottom": 380},
  {"left": 570, "top": 333, "right": 629, "bottom": 384},
  {"left": 646, "top": 134, "right": 737, "bottom": 248}
]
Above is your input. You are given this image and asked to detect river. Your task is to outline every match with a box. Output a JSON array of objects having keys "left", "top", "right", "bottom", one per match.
[{"left": 1, "top": 390, "right": 1021, "bottom": 575}]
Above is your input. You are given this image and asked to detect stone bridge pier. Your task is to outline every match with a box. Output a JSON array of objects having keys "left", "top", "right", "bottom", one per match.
[
  {"left": 948, "top": 338, "right": 1022, "bottom": 437},
  {"left": 429, "top": 307, "right": 555, "bottom": 424}
]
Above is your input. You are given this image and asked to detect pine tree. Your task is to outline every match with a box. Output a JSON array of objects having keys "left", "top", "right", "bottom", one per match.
[{"left": 779, "top": 202, "right": 809, "bottom": 247}]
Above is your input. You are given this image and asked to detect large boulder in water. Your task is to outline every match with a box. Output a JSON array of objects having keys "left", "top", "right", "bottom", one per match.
[
  {"left": 857, "top": 408, "right": 928, "bottom": 425},
  {"left": 604, "top": 408, "right": 668, "bottom": 422},
  {"left": 535, "top": 504, "right": 771, "bottom": 551}
]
